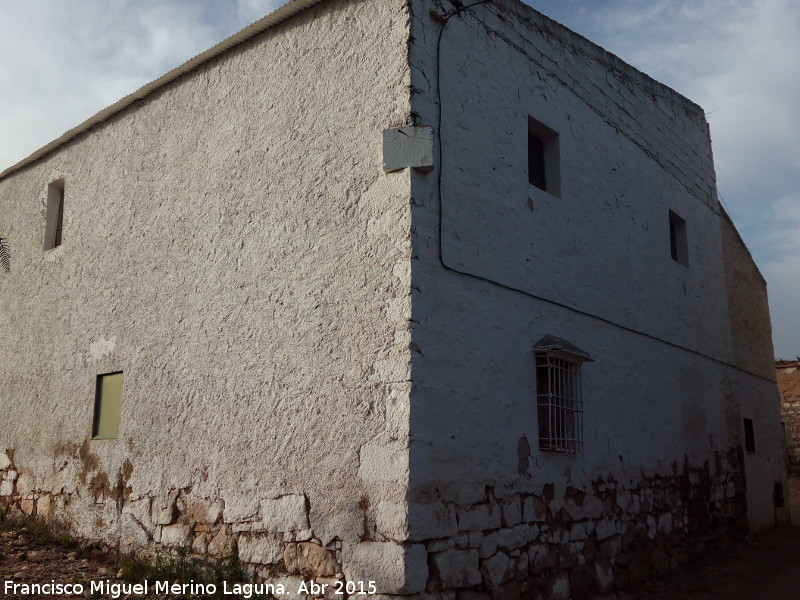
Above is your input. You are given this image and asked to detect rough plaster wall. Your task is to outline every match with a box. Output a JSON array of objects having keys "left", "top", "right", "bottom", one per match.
[
  {"left": 778, "top": 362, "right": 800, "bottom": 471},
  {"left": 401, "top": 0, "right": 780, "bottom": 594},
  {"left": 0, "top": 0, "right": 414, "bottom": 581},
  {"left": 719, "top": 211, "right": 776, "bottom": 380},
  {"left": 718, "top": 212, "right": 786, "bottom": 530}
]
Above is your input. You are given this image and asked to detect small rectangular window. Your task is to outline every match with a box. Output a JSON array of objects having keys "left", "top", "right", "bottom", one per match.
[
  {"left": 669, "top": 210, "right": 688, "bottom": 266},
  {"left": 44, "top": 180, "right": 65, "bottom": 250},
  {"left": 528, "top": 117, "right": 560, "bottom": 197},
  {"left": 92, "top": 372, "right": 123, "bottom": 440},
  {"left": 743, "top": 418, "right": 756, "bottom": 453}
]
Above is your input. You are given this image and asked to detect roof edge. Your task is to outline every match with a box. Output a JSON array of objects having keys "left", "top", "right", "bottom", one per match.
[{"left": 0, "top": 0, "right": 327, "bottom": 182}]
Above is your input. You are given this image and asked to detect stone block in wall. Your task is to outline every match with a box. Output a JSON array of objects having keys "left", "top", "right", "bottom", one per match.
[
  {"left": 224, "top": 492, "right": 261, "bottom": 524},
  {"left": 284, "top": 542, "right": 339, "bottom": 577},
  {"left": 500, "top": 498, "right": 522, "bottom": 528},
  {"left": 207, "top": 500, "right": 224, "bottom": 524},
  {"left": 0, "top": 452, "right": 11, "bottom": 470},
  {"left": 208, "top": 528, "right": 235, "bottom": 557},
  {"left": 409, "top": 503, "right": 458, "bottom": 540},
  {"left": 15, "top": 475, "right": 30, "bottom": 496},
  {"left": 261, "top": 495, "right": 309, "bottom": 532},
  {"left": 595, "top": 518, "right": 619, "bottom": 541},
  {"left": 496, "top": 524, "right": 535, "bottom": 551},
  {"left": 646, "top": 516, "right": 657, "bottom": 539},
  {"left": 0, "top": 480, "right": 13, "bottom": 496},
  {"left": 453, "top": 484, "right": 488, "bottom": 506},
  {"left": 522, "top": 496, "right": 548, "bottom": 523},
  {"left": 120, "top": 513, "right": 152, "bottom": 549},
  {"left": 152, "top": 490, "right": 179, "bottom": 525},
  {"left": 574, "top": 494, "right": 604, "bottom": 520},
  {"left": 36, "top": 496, "right": 52, "bottom": 518},
  {"left": 192, "top": 533, "right": 209, "bottom": 555},
  {"left": 122, "top": 497, "right": 152, "bottom": 530},
  {"left": 528, "top": 542, "right": 557, "bottom": 574},
  {"left": 161, "top": 524, "right": 192, "bottom": 547},
  {"left": 375, "top": 501, "right": 408, "bottom": 541},
  {"left": 238, "top": 533, "right": 283, "bottom": 565},
  {"left": 20, "top": 498, "right": 35, "bottom": 515},
  {"left": 479, "top": 532, "right": 498, "bottom": 559},
  {"left": 342, "top": 541, "right": 427, "bottom": 595},
  {"left": 458, "top": 504, "right": 501, "bottom": 532},
  {"left": 430, "top": 548, "right": 481, "bottom": 588},
  {"left": 639, "top": 488, "right": 654, "bottom": 513},
  {"left": 657, "top": 513, "right": 673, "bottom": 535},
  {"left": 482, "top": 551, "right": 513, "bottom": 586},
  {"left": 547, "top": 574, "right": 571, "bottom": 600},
  {"left": 594, "top": 560, "right": 615, "bottom": 593}
]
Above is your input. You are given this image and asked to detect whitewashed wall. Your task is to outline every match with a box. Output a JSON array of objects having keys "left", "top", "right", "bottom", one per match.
[{"left": 401, "top": 0, "right": 784, "bottom": 595}]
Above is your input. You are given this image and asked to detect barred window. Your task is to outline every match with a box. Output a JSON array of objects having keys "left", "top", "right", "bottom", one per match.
[
  {"left": 0, "top": 235, "right": 9, "bottom": 272},
  {"left": 534, "top": 336, "right": 592, "bottom": 454}
]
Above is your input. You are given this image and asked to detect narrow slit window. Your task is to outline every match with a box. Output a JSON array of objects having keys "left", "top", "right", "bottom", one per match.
[
  {"left": 669, "top": 210, "right": 688, "bottom": 266},
  {"left": 92, "top": 372, "right": 123, "bottom": 440},
  {"left": 44, "top": 180, "right": 65, "bottom": 250},
  {"left": 527, "top": 117, "right": 561, "bottom": 197},
  {"left": 743, "top": 418, "right": 756, "bottom": 453}
]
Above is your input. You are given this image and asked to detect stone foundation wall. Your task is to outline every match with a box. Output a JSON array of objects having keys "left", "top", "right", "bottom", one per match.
[
  {"left": 0, "top": 449, "right": 749, "bottom": 597},
  {"left": 0, "top": 447, "right": 421, "bottom": 594},
  {"left": 402, "top": 449, "right": 747, "bottom": 600}
]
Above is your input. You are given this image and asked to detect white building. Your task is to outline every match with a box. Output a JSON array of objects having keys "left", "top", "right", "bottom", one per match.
[{"left": 0, "top": 0, "right": 786, "bottom": 597}]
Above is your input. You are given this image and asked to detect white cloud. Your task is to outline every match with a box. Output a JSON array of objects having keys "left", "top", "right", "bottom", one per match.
[
  {"left": 236, "top": 0, "right": 285, "bottom": 23},
  {"left": 0, "top": 0, "right": 282, "bottom": 171}
]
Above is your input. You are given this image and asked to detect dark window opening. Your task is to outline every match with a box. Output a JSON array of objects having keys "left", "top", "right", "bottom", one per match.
[
  {"left": 527, "top": 117, "right": 561, "bottom": 197},
  {"left": 669, "top": 210, "right": 688, "bottom": 266},
  {"left": 44, "top": 180, "right": 65, "bottom": 250},
  {"left": 743, "top": 418, "right": 756, "bottom": 453},
  {"left": 528, "top": 134, "right": 547, "bottom": 190}
]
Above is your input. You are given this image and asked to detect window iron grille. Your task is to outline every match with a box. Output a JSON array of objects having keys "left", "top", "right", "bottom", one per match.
[
  {"left": 0, "top": 236, "right": 9, "bottom": 272},
  {"left": 536, "top": 354, "right": 583, "bottom": 453},
  {"left": 534, "top": 335, "right": 591, "bottom": 455}
]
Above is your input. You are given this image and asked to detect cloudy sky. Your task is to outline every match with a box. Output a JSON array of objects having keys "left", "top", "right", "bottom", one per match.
[{"left": 1, "top": 0, "right": 797, "bottom": 358}]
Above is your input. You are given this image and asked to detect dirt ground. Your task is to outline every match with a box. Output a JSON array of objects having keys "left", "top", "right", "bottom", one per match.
[{"left": 3, "top": 493, "right": 800, "bottom": 599}]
